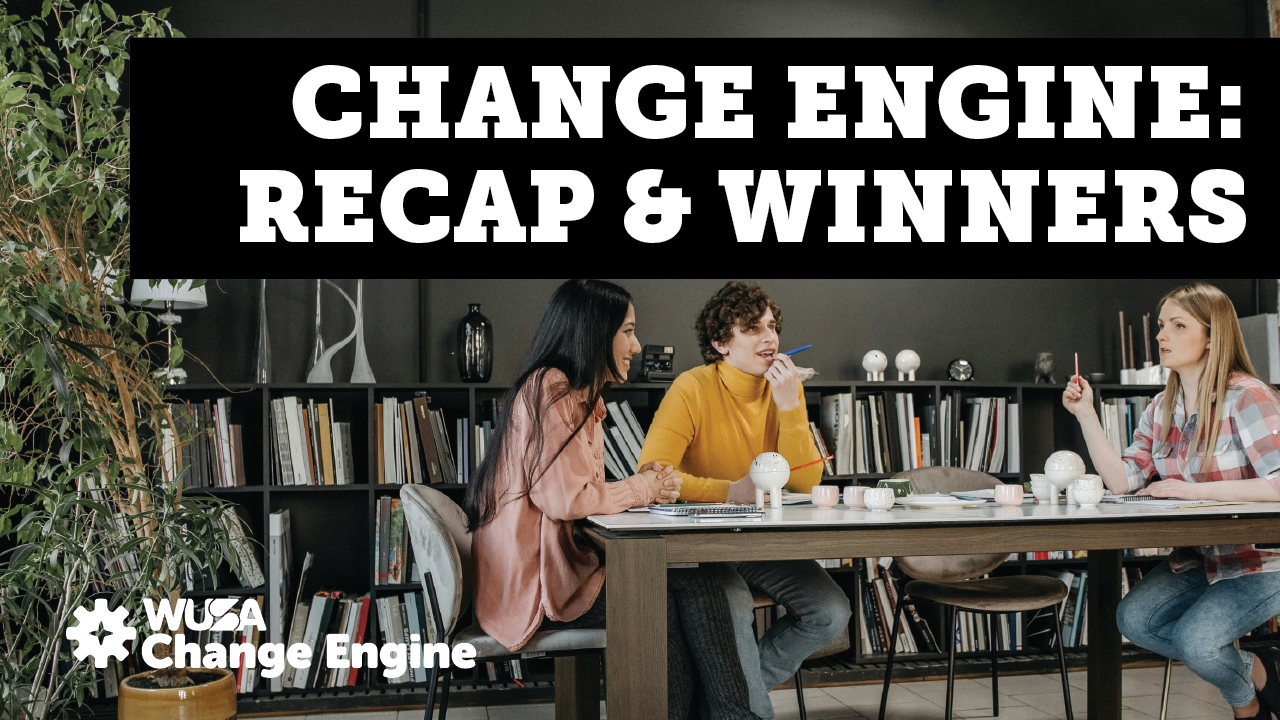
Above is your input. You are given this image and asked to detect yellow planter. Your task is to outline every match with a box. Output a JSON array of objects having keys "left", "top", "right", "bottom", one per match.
[{"left": 118, "top": 668, "right": 237, "bottom": 720}]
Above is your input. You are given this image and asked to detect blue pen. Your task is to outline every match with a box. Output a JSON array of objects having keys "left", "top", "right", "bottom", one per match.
[{"left": 781, "top": 344, "right": 812, "bottom": 357}]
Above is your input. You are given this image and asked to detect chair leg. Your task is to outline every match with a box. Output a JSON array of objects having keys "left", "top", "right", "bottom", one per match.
[
  {"left": 438, "top": 665, "right": 451, "bottom": 720},
  {"left": 946, "top": 607, "right": 959, "bottom": 720},
  {"left": 424, "top": 664, "right": 440, "bottom": 720},
  {"left": 989, "top": 613, "right": 999, "bottom": 717},
  {"left": 1159, "top": 656, "right": 1173, "bottom": 720},
  {"left": 878, "top": 592, "right": 905, "bottom": 720},
  {"left": 1052, "top": 607, "right": 1074, "bottom": 720},
  {"left": 794, "top": 669, "right": 808, "bottom": 720}
]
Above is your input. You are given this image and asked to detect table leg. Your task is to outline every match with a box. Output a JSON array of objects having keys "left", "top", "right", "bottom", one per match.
[
  {"left": 1087, "top": 549, "right": 1123, "bottom": 719},
  {"left": 555, "top": 655, "right": 600, "bottom": 720},
  {"left": 605, "top": 535, "right": 666, "bottom": 720}
]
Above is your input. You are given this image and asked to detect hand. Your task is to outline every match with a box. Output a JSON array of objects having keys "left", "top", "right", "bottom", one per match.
[
  {"left": 1138, "top": 479, "right": 1203, "bottom": 500},
  {"left": 642, "top": 467, "right": 682, "bottom": 504},
  {"left": 766, "top": 353, "right": 801, "bottom": 412},
  {"left": 1062, "top": 376, "right": 1095, "bottom": 418},
  {"left": 726, "top": 474, "right": 759, "bottom": 504}
]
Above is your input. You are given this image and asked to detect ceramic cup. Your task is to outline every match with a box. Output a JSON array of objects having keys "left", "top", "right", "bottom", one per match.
[
  {"left": 1073, "top": 474, "right": 1104, "bottom": 507},
  {"left": 1029, "top": 474, "right": 1055, "bottom": 503},
  {"left": 864, "top": 488, "right": 896, "bottom": 512},
  {"left": 811, "top": 486, "right": 839, "bottom": 508},
  {"left": 877, "top": 478, "right": 914, "bottom": 499},
  {"left": 843, "top": 485, "right": 867, "bottom": 509},
  {"left": 994, "top": 483, "right": 1023, "bottom": 507}
]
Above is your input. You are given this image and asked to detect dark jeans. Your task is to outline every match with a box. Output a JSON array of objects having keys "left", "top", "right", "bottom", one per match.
[{"left": 540, "top": 566, "right": 759, "bottom": 720}]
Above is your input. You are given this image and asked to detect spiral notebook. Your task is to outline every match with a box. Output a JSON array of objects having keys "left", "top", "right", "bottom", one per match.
[{"left": 647, "top": 503, "right": 764, "bottom": 518}]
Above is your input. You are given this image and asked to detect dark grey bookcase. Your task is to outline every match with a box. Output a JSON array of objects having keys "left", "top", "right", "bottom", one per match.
[{"left": 165, "top": 378, "right": 1280, "bottom": 707}]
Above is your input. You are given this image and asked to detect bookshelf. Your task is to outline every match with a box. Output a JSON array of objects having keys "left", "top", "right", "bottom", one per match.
[{"left": 150, "top": 377, "right": 1279, "bottom": 712}]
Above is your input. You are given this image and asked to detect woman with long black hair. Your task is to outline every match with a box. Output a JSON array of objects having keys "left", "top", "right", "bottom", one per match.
[{"left": 466, "top": 279, "right": 758, "bottom": 719}]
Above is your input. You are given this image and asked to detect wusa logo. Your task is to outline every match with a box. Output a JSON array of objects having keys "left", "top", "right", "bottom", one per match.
[{"left": 66, "top": 598, "right": 476, "bottom": 679}]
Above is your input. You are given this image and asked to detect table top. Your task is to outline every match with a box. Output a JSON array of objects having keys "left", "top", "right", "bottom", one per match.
[{"left": 587, "top": 500, "right": 1280, "bottom": 532}]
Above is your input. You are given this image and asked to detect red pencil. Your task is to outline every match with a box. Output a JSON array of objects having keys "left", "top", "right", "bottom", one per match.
[{"left": 791, "top": 456, "right": 834, "bottom": 472}]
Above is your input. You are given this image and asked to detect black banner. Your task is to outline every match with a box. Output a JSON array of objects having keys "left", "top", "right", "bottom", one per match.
[{"left": 129, "top": 39, "right": 1274, "bottom": 276}]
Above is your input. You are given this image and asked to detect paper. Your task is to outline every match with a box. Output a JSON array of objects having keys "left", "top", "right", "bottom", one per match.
[{"left": 1133, "top": 499, "right": 1250, "bottom": 509}]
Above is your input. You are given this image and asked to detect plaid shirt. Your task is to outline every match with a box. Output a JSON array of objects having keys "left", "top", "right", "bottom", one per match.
[{"left": 1121, "top": 373, "right": 1280, "bottom": 584}]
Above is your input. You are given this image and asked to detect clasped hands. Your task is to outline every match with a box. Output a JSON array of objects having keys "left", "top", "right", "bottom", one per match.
[{"left": 639, "top": 461, "right": 682, "bottom": 503}]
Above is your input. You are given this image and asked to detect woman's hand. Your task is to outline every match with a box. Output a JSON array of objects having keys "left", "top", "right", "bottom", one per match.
[
  {"left": 1137, "top": 478, "right": 1203, "bottom": 500},
  {"left": 766, "top": 353, "right": 801, "bottom": 412},
  {"left": 1062, "top": 376, "right": 1096, "bottom": 418},
  {"left": 642, "top": 466, "right": 682, "bottom": 504}
]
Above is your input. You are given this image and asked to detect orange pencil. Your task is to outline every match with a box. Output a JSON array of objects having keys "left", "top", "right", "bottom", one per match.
[{"left": 791, "top": 456, "right": 834, "bottom": 472}]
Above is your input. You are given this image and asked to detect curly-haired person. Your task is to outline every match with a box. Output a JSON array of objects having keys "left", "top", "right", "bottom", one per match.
[{"left": 638, "top": 281, "right": 851, "bottom": 719}]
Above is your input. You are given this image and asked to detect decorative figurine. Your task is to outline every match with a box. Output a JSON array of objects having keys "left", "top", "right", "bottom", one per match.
[
  {"left": 749, "top": 452, "right": 790, "bottom": 510},
  {"left": 1035, "top": 352, "right": 1056, "bottom": 384},
  {"left": 862, "top": 350, "right": 888, "bottom": 381},
  {"left": 895, "top": 349, "right": 920, "bottom": 381}
]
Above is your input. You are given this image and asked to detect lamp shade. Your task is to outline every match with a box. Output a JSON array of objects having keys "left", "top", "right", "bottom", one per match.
[{"left": 130, "top": 280, "right": 208, "bottom": 310}]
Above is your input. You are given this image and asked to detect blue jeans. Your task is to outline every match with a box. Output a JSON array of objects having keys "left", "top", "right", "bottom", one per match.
[
  {"left": 707, "top": 561, "right": 852, "bottom": 719},
  {"left": 1116, "top": 560, "right": 1280, "bottom": 707}
]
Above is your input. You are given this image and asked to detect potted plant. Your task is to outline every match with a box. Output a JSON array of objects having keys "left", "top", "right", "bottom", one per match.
[{"left": 2, "top": 3, "right": 246, "bottom": 719}]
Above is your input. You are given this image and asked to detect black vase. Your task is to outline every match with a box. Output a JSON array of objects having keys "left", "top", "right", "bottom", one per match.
[{"left": 456, "top": 304, "right": 493, "bottom": 382}]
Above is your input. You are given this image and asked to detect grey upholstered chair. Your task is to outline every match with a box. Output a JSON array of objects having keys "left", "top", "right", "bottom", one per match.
[
  {"left": 401, "top": 485, "right": 607, "bottom": 720},
  {"left": 877, "top": 467, "right": 1073, "bottom": 720}
]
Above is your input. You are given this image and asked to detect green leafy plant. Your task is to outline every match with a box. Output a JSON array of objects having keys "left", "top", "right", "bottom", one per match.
[{"left": 1, "top": 4, "right": 247, "bottom": 719}]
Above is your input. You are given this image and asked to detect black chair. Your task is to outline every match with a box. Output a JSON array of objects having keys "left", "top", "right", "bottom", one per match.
[{"left": 877, "top": 467, "right": 1074, "bottom": 720}]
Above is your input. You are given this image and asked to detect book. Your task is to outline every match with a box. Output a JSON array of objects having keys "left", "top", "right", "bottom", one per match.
[
  {"left": 619, "top": 401, "right": 648, "bottom": 447},
  {"left": 293, "top": 596, "right": 326, "bottom": 689},
  {"left": 317, "top": 403, "right": 335, "bottom": 485},
  {"left": 413, "top": 397, "right": 445, "bottom": 484},
  {"left": 349, "top": 595, "right": 372, "bottom": 686},
  {"left": 267, "top": 510, "right": 291, "bottom": 691}
]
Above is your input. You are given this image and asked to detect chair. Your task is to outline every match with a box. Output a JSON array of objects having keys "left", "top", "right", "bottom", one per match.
[
  {"left": 401, "top": 485, "right": 607, "bottom": 720},
  {"left": 877, "top": 467, "right": 1074, "bottom": 720},
  {"left": 752, "top": 589, "right": 851, "bottom": 720}
]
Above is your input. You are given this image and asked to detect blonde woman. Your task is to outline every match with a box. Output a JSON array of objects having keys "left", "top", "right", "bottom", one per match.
[{"left": 1063, "top": 283, "right": 1280, "bottom": 719}]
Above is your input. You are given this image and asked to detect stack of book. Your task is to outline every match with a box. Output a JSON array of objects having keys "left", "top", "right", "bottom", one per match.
[
  {"left": 193, "top": 596, "right": 268, "bottom": 693},
  {"left": 164, "top": 398, "right": 248, "bottom": 488},
  {"left": 951, "top": 608, "right": 1023, "bottom": 654},
  {"left": 601, "top": 400, "right": 647, "bottom": 480},
  {"left": 820, "top": 393, "right": 938, "bottom": 475},
  {"left": 856, "top": 558, "right": 941, "bottom": 655},
  {"left": 475, "top": 398, "right": 503, "bottom": 465},
  {"left": 1100, "top": 395, "right": 1152, "bottom": 454},
  {"left": 283, "top": 591, "right": 375, "bottom": 689},
  {"left": 1025, "top": 547, "right": 1169, "bottom": 560},
  {"left": 375, "top": 497, "right": 413, "bottom": 586},
  {"left": 938, "top": 393, "right": 1019, "bottom": 473},
  {"left": 79, "top": 474, "right": 142, "bottom": 590},
  {"left": 374, "top": 591, "right": 434, "bottom": 683},
  {"left": 184, "top": 504, "right": 265, "bottom": 591},
  {"left": 269, "top": 397, "right": 356, "bottom": 486},
  {"left": 375, "top": 397, "right": 460, "bottom": 485},
  {"left": 484, "top": 659, "right": 528, "bottom": 683}
]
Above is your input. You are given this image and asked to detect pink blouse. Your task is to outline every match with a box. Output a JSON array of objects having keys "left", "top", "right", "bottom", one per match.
[{"left": 472, "top": 369, "right": 654, "bottom": 651}]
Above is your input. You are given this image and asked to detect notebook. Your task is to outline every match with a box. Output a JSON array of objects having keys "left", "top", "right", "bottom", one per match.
[{"left": 647, "top": 503, "right": 764, "bottom": 518}]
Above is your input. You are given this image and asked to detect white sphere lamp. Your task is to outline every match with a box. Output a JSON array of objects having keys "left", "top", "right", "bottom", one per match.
[
  {"left": 1044, "top": 450, "right": 1086, "bottom": 504},
  {"left": 749, "top": 452, "right": 790, "bottom": 510},
  {"left": 895, "top": 349, "right": 921, "bottom": 381},
  {"left": 862, "top": 350, "right": 888, "bottom": 381}
]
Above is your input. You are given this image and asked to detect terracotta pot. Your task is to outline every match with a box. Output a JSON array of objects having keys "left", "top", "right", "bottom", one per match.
[{"left": 118, "top": 668, "right": 236, "bottom": 720}]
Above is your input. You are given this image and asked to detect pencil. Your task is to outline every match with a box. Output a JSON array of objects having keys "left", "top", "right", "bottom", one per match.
[
  {"left": 791, "top": 456, "right": 833, "bottom": 472},
  {"left": 1075, "top": 352, "right": 1080, "bottom": 388}
]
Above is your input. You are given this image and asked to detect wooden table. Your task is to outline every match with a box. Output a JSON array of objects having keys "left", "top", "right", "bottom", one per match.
[{"left": 585, "top": 501, "right": 1280, "bottom": 720}]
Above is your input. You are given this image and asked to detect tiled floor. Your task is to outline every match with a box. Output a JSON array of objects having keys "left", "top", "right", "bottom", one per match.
[{"left": 254, "top": 665, "right": 1242, "bottom": 719}]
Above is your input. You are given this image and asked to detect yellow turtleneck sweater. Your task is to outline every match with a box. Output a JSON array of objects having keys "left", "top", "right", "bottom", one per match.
[{"left": 637, "top": 361, "right": 823, "bottom": 503}]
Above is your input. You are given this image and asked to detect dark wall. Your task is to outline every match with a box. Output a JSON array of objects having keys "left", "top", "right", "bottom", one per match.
[
  {"left": 104, "top": 0, "right": 1265, "bottom": 36},
  {"left": 179, "top": 279, "right": 1266, "bottom": 388}
]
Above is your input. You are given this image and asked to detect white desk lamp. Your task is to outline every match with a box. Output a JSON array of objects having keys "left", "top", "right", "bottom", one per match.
[{"left": 130, "top": 280, "right": 207, "bottom": 384}]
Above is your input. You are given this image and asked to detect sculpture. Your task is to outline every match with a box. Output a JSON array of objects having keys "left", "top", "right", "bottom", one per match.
[
  {"left": 1035, "top": 352, "right": 1056, "bottom": 384},
  {"left": 305, "top": 280, "right": 362, "bottom": 384},
  {"left": 895, "top": 349, "right": 920, "bottom": 381},
  {"left": 862, "top": 350, "right": 887, "bottom": 381}
]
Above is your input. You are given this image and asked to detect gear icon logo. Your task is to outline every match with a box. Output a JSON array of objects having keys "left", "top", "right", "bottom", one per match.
[{"left": 66, "top": 599, "right": 138, "bottom": 668}]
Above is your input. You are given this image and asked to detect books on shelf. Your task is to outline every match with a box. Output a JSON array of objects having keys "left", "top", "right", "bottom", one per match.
[
  {"left": 165, "top": 399, "right": 248, "bottom": 488},
  {"left": 375, "top": 497, "right": 413, "bottom": 585},
  {"left": 601, "top": 400, "right": 648, "bottom": 480},
  {"left": 287, "top": 590, "right": 375, "bottom": 690},
  {"left": 818, "top": 392, "right": 939, "bottom": 475},
  {"left": 374, "top": 591, "right": 433, "bottom": 684},
  {"left": 1100, "top": 395, "right": 1152, "bottom": 455},
  {"left": 79, "top": 474, "right": 142, "bottom": 589},
  {"left": 270, "top": 397, "right": 356, "bottom": 486}
]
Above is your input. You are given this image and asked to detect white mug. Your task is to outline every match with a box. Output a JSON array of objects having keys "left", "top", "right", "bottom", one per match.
[{"left": 811, "top": 486, "right": 839, "bottom": 508}]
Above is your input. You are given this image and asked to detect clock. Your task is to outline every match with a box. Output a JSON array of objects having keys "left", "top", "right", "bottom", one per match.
[{"left": 947, "top": 358, "right": 974, "bottom": 381}]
